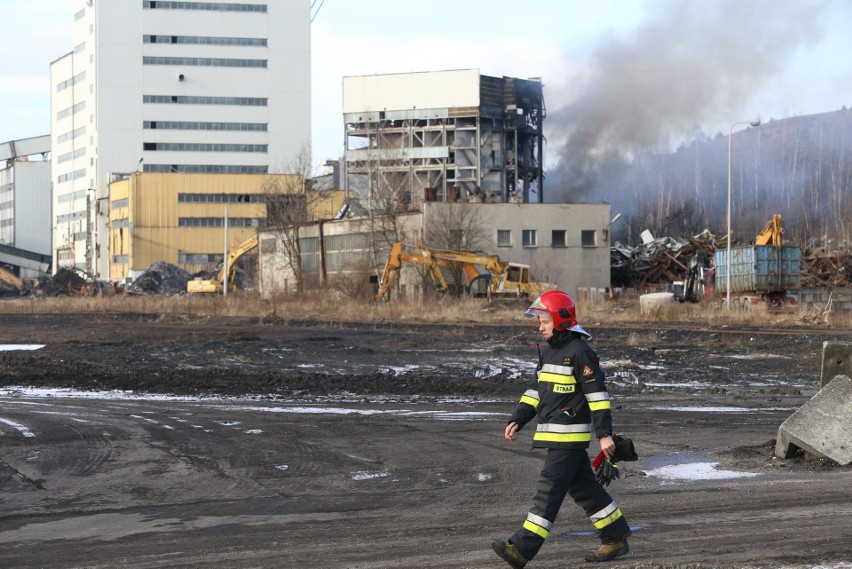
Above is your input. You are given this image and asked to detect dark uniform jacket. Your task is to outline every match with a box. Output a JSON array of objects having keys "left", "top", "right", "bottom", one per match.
[{"left": 509, "top": 331, "right": 613, "bottom": 449}]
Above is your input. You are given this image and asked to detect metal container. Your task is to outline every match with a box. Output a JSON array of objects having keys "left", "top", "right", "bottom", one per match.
[{"left": 714, "top": 245, "right": 801, "bottom": 294}]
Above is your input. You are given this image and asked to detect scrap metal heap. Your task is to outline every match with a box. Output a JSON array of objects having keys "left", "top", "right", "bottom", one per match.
[
  {"left": 610, "top": 230, "right": 717, "bottom": 289},
  {"left": 611, "top": 232, "right": 851, "bottom": 291}
]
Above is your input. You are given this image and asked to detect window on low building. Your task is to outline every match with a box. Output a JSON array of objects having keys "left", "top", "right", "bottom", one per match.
[
  {"left": 552, "top": 229, "right": 566, "bottom": 248},
  {"left": 497, "top": 229, "right": 512, "bottom": 247},
  {"left": 581, "top": 229, "right": 597, "bottom": 247},
  {"left": 522, "top": 229, "right": 537, "bottom": 247}
]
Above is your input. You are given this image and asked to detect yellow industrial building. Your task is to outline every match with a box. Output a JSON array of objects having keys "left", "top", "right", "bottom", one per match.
[{"left": 108, "top": 173, "right": 343, "bottom": 281}]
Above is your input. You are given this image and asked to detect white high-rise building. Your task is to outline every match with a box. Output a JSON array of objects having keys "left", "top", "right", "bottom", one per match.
[{"left": 50, "top": 0, "right": 311, "bottom": 277}]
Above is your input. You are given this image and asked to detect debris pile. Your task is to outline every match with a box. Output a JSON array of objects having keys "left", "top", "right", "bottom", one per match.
[
  {"left": 33, "top": 268, "right": 88, "bottom": 296},
  {"left": 800, "top": 247, "right": 852, "bottom": 288},
  {"left": 126, "top": 261, "right": 192, "bottom": 295},
  {"left": 611, "top": 230, "right": 717, "bottom": 289}
]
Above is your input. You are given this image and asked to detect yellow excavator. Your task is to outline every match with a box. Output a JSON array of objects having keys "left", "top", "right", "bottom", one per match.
[
  {"left": 186, "top": 235, "right": 258, "bottom": 294},
  {"left": 755, "top": 214, "right": 783, "bottom": 245},
  {"left": 375, "top": 242, "right": 555, "bottom": 301},
  {"left": 0, "top": 266, "right": 23, "bottom": 294}
]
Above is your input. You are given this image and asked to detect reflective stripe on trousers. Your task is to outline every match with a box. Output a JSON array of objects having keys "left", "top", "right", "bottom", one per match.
[{"left": 509, "top": 448, "right": 630, "bottom": 561}]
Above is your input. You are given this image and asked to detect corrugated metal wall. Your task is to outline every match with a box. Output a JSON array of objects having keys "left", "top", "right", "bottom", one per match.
[{"left": 109, "top": 172, "right": 327, "bottom": 280}]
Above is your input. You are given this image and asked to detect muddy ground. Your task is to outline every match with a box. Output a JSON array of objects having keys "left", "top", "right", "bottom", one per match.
[{"left": 0, "top": 312, "right": 851, "bottom": 569}]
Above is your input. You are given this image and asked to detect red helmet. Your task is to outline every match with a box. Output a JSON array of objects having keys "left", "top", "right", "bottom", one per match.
[{"left": 525, "top": 290, "right": 590, "bottom": 338}]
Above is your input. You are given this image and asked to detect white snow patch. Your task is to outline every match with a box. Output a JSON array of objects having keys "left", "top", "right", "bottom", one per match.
[
  {"left": 477, "top": 473, "right": 493, "bottom": 482},
  {"left": 0, "top": 417, "right": 35, "bottom": 438},
  {"left": 245, "top": 429, "right": 263, "bottom": 434},
  {"left": 0, "top": 387, "right": 160, "bottom": 400},
  {"left": 649, "top": 406, "right": 793, "bottom": 413},
  {"left": 643, "top": 381, "right": 713, "bottom": 389},
  {"left": 130, "top": 414, "right": 160, "bottom": 424},
  {"left": 30, "top": 410, "right": 88, "bottom": 421},
  {"left": 352, "top": 469, "right": 390, "bottom": 481},
  {"left": 0, "top": 344, "right": 45, "bottom": 351},
  {"left": 1, "top": 387, "right": 503, "bottom": 422},
  {"left": 276, "top": 464, "right": 289, "bottom": 471},
  {"left": 218, "top": 404, "right": 502, "bottom": 421},
  {"left": 380, "top": 364, "right": 420, "bottom": 375},
  {"left": 727, "top": 353, "right": 789, "bottom": 360},
  {"left": 601, "top": 359, "right": 634, "bottom": 369},
  {"left": 646, "top": 462, "right": 759, "bottom": 481}
]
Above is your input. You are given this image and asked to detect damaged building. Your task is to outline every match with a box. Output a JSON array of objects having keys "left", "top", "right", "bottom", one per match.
[{"left": 343, "top": 69, "right": 545, "bottom": 209}]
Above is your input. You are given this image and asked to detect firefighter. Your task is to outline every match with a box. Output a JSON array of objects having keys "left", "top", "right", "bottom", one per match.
[{"left": 491, "top": 290, "right": 632, "bottom": 567}]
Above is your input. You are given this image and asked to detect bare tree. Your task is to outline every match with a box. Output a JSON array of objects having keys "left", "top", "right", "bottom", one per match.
[
  {"left": 328, "top": 255, "right": 376, "bottom": 300},
  {"left": 355, "top": 168, "right": 426, "bottom": 297},
  {"left": 262, "top": 145, "right": 317, "bottom": 295},
  {"left": 423, "top": 203, "right": 490, "bottom": 296},
  {"left": 364, "top": 169, "right": 411, "bottom": 246}
]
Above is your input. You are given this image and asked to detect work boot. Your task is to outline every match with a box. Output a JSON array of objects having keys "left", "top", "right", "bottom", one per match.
[
  {"left": 585, "top": 537, "right": 629, "bottom": 562},
  {"left": 491, "top": 539, "right": 528, "bottom": 569}
]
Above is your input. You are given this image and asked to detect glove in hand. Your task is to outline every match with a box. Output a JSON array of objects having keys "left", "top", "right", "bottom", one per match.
[{"left": 596, "top": 459, "right": 620, "bottom": 487}]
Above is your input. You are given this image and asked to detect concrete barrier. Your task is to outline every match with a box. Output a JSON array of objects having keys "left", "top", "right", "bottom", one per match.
[
  {"left": 775, "top": 374, "right": 852, "bottom": 465},
  {"left": 820, "top": 341, "right": 852, "bottom": 387}
]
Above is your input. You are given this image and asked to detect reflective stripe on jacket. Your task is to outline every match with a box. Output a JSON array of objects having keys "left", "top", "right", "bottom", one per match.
[{"left": 510, "top": 333, "right": 613, "bottom": 449}]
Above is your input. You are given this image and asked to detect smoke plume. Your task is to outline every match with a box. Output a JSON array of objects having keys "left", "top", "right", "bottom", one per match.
[{"left": 546, "top": 0, "right": 829, "bottom": 202}]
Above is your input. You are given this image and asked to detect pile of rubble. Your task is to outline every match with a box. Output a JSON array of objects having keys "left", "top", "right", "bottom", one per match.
[
  {"left": 800, "top": 247, "right": 852, "bottom": 288},
  {"left": 33, "top": 268, "right": 89, "bottom": 296},
  {"left": 610, "top": 230, "right": 717, "bottom": 289},
  {"left": 126, "top": 261, "right": 192, "bottom": 295}
]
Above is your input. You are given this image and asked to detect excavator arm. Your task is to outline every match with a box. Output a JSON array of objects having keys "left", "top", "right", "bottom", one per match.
[
  {"left": 0, "top": 266, "right": 23, "bottom": 292},
  {"left": 187, "top": 235, "right": 258, "bottom": 294},
  {"left": 218, "top": 235, "right": 259, "bottom": 289},
  {"left": 375, "top": 242, "right": 449, "bottom": 300},
  {"left": 375, "top": 242, "right": 553, "bottom": 300},
  {"left": 375, "top": 242, "right": 405, "bottom": 300},
  {"left": 755, "top": 214, "right": 783, "bottom": 246}
]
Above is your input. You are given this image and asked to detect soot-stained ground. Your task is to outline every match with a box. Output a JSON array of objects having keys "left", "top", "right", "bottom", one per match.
[{"left": 0, "top": 312, "right": 851, "bottom": 569}]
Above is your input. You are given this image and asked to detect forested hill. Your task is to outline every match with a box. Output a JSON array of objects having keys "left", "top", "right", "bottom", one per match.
[{"left": 545, "top": 108, "right": 852, "bottom": 248}]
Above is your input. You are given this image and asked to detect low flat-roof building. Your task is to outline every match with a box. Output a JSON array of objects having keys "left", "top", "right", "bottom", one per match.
[{"left": 258, "top": 202, "right": 611, "bottom": 300}]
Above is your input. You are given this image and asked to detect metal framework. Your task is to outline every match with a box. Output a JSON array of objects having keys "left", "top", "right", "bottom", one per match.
[{"left": 344, "top": 73, "right": 544, "bottom": 211}]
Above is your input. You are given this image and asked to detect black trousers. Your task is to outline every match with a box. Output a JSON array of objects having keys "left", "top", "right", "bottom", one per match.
[{"left": 510, "top": 447, "right": 631, "bottom": 560}]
